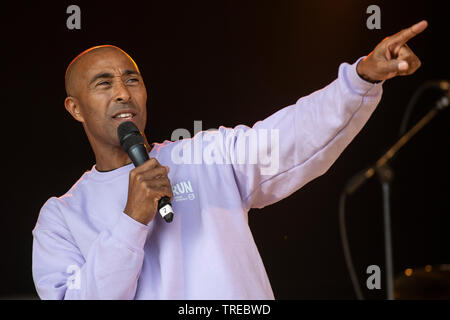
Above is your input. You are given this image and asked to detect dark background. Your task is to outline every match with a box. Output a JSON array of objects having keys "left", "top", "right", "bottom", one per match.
[{"left": 0, "top": 0, "right": 448, "bottom": 299}]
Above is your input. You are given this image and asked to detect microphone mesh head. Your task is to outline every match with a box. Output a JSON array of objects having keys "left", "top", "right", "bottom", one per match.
[
  {"left": 121, "top": 134, "right": 145, "bottom": 153},
  {"left": 117, "top": 121, "right": 144, "bottom": 151},
  {"left": 117, "top": 121, "right": 140, "bottom": 141}
]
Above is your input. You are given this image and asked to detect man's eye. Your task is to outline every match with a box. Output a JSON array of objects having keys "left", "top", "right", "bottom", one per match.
[
  {"left": 127, "top": 78, "right": 139, "bottom": 84},
  {"left": 97, "top": 81, "right": 111, "bottom": 86}
]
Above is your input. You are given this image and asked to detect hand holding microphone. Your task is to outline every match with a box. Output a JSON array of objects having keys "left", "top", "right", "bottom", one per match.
[{"left": 118, "top": 121, "right": 174, "bottom": 224}]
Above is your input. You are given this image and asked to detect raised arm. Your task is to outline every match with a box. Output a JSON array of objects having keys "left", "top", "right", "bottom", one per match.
[{"left": 191, "top": 21, "right": 428, "bottom": 210}]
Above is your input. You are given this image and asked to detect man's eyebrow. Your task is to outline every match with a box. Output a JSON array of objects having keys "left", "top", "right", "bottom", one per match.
[
  {"left": 123, "top": 69, "right": 140, "bottom": 76},
  {"left": 88, "top": 72, "right": 114, "bottom": 85}
]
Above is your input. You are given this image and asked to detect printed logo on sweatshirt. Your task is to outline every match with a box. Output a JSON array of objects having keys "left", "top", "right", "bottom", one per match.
[{"left": 172, "top": 180, "right": 196, "bottom": 202}]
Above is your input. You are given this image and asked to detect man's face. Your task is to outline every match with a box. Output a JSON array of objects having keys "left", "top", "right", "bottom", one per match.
[{"left": 68, "top": 48, "right": 147, "bottom": 149}]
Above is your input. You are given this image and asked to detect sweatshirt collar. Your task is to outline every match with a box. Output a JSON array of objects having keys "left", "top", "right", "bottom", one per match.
[{"left": 88, "top": 162, "right": 134, "bottom": 182}]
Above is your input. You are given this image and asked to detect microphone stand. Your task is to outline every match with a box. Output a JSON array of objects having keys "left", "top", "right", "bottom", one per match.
[
  {"left": 377, "top": 163, "right": 394, "bottom": 300},
  {"left": 343, "top": 94, "right": 449, "bottom": 300}
]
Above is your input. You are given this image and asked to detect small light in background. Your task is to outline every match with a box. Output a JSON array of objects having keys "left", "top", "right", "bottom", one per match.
[{"left": 405, "top": 268, "right": 413, "bottom": 277}]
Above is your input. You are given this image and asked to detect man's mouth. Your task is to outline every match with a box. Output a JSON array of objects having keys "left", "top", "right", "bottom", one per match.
[{"left": 112, "top": 110, "right": 137, "bottom": 123}]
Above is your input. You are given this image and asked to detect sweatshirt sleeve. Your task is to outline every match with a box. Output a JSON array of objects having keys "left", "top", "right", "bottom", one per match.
[
  {"left": 238, "top": 58, "right": 384, "bottom": 210},
  {"left": 184, "top": 58, "right": 383, "bottom": 211},
  {"left": 32, "top": 198, "right": 150, "bottom": 300}
]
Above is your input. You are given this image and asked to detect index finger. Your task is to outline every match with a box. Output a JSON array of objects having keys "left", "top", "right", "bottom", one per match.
[
  {"left": 138, "top": 157, "right": 161, "bottom": 170},
  {"left": 388, "top": 20, "right": 428, "bottom": 46}
]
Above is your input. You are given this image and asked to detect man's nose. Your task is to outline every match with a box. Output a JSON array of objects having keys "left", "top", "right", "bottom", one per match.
[{"left": 114, "top": 81, "right": 131, "bottom": 103}]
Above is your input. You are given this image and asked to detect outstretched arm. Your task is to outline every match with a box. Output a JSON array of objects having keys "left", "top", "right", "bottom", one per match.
[{"left": 221, "top": 21, "right": 428, "bottom": 209}]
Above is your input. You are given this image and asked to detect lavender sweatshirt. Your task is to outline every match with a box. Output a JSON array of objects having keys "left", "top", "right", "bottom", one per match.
[{"left": 32, "top": 59, "right": 383, "bottom": 299}]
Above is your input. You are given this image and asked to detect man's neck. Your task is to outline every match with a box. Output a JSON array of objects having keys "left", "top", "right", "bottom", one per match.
[{"left": 94, "top": 146, "right": 132, "bottom": 172}]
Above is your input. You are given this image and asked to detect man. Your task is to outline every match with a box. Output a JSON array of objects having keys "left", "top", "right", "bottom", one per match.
[{"left": 32, "top": 21, "right": 428, "bottom": 299}]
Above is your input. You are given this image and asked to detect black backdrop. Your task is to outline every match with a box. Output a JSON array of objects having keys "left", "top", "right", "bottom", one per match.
[{"left": 0, "top": 0, "right": 449, "bottom": 299}]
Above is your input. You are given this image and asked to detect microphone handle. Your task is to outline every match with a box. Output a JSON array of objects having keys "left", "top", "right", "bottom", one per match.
[
  {"left": 128, "top": 143, "right": 174, "bottom": 223},
  {"left": 128, "top": 144, "right": 150, "bottom": 167},
  {"left": 158, "top": 196, "right": 174, "bottom": 223}
]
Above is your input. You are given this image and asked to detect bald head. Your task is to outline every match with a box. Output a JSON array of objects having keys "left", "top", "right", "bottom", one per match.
[{"left": 65, "top": 45, "right": 140, "bottom": 97}]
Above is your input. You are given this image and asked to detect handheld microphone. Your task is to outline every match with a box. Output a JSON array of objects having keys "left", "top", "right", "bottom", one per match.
[{"left": 117, "top": 121, "right": 174, "bottom": 223}]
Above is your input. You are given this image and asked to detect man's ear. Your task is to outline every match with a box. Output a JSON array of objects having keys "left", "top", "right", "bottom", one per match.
[{"left": 64, "top": 96, "right": 84, "bottom": 122}]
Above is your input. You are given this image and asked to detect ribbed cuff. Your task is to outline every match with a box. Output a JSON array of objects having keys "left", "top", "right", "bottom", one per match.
[
  {"left": 111, "top": 212, "right": 150, "bottom": 250},
  {"left": 344, "top": 57, "right": 384, "bottom": 96}
]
